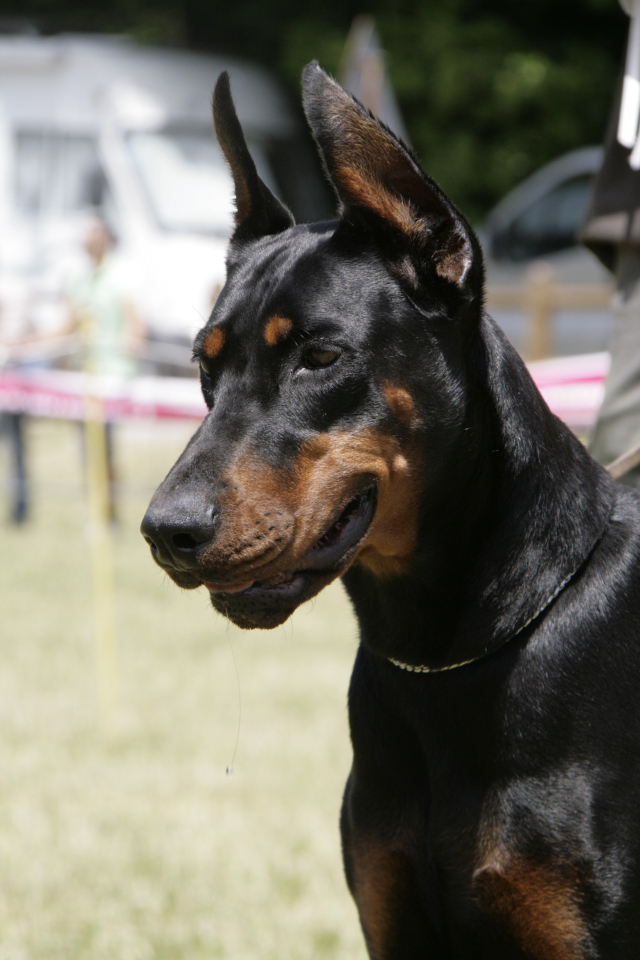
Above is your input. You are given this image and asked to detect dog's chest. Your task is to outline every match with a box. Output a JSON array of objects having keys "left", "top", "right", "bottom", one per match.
[{"left": 347, "top": 664, "right": 613, "bottom": 958}]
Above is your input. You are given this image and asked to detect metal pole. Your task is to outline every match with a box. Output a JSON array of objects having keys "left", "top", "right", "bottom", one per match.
[{"left": 84, "top": 384, "right": 118, "bottom": 735}]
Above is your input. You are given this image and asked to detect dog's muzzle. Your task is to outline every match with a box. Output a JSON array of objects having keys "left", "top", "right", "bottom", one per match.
[{"left": 140, "top": 485, "right": 377, "bottom": 628}]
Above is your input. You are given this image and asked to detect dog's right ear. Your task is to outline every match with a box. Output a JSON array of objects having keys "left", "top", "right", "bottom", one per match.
[{"left": 213, "top": 72, "right": 294, "bottom": 242}]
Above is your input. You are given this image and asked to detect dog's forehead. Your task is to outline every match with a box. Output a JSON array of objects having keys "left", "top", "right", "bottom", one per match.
[{"left": 214, "top": 223, "right": 399, "bottom": 339}]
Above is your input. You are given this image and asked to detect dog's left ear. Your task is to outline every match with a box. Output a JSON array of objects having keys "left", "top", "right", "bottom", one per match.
[
  {"left": 302, "top": 62, "right": 476, "bottom": 289},
  {"left": 213, "top": 72, "right": 294, "bottom": 242}
]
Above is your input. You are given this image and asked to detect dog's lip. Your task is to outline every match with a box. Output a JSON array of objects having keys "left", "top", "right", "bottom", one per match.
[
  {"left": 203, "top": 579, "right": 255, "bottom": 594},
  {"left": 293, "top": 485, "right": 376, "bottom": 572},
  {"left": 203, "top": 486, "right": 376, "bottom": 598}
]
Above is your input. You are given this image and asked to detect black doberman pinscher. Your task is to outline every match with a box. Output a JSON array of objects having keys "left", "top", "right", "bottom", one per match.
[{"left": 141, "top": 64, "right": 640, "bottom": 958}]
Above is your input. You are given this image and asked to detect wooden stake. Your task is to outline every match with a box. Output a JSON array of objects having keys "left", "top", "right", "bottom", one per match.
[
  {"left": 84, "top": 388, "right": 118, "bottom": 736},
  {"left": 525, "top": 262, "right": 555, "bottom": 361}
]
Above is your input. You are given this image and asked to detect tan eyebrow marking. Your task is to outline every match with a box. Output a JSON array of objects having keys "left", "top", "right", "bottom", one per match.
[
  {"left": 264, "top": 315, "right": 293, "bottom": 347},
  {"left": 203, "top": 327, "right": 225, "bottom": 359},
  {"left": 212, "top": 427, "right": 423, "bottom": 584},
  {"left": 383, "top": 384, "right": 419, "bottom": 427}
]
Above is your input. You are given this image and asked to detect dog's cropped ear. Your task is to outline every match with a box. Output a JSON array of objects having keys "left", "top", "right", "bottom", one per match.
[
  {"left": 213, "top": 72, "right": 294, "bottom": 242},
  {"left": 302, "top": 62, "right": 476, "bottom": 289}
]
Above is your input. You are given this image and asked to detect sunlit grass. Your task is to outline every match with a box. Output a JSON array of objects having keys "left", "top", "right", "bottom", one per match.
[{"left": 0, "top": 417, "right": 367, "bottom": 960}]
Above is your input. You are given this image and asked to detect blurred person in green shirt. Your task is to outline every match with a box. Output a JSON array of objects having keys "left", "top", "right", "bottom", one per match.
[
  {"left": 65, "top": 217, "right": 146, "bottom": 523},
  {"left": 66, "top": 217, "right": 145, "bottom": 378}
]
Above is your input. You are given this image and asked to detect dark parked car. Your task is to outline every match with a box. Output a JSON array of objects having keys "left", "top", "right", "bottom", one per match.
[{"left": 480, "top": 147, "right": 613, "bottom": 356}]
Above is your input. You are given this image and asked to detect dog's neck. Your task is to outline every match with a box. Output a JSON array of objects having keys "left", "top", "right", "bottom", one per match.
[{"left": 342, "top": 314, "right": 616, "bottom": 670}]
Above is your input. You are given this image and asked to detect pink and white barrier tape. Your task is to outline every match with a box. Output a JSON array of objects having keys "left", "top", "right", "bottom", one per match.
[
  {"left": 0, "top": 369, "right": 207, "bottom": 421},
  {"left": 0, "top": 352, "right": 612, "bottom": 433}
]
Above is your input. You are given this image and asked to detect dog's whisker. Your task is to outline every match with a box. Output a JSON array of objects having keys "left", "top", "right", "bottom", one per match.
[{"left": 224, "top": 618, "right": 241, "bottom": 779}]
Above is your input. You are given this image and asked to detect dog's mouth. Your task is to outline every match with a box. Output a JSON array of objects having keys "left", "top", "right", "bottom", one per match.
[{"left": 202, "top": 485, "right": 376, "bottom": 612}]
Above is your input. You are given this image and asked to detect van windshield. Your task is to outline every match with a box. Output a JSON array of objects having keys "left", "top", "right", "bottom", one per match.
[
  {"left": 127, "top": 130, "right": 278, "bottom": 235},
  {"left": 16, "top": 132, "right": 108, "bottom": 213}
]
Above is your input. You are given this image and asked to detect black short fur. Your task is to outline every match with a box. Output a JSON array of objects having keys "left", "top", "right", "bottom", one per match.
[{"left": 141, "top": 64, "right": 640, "bottom": 958}]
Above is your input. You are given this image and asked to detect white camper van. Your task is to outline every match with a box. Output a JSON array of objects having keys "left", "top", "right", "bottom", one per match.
[{"left": 0, "top": 34, "right": 330, "bottom": 367}]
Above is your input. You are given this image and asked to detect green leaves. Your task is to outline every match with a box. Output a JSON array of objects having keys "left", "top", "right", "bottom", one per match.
[{"left": 277, "top": 1, "right": 625, "bottom": 221}]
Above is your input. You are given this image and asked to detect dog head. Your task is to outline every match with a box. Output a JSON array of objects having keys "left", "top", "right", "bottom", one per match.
[{"left": 141, "top": 64, "right": 485, "bottom": 630}]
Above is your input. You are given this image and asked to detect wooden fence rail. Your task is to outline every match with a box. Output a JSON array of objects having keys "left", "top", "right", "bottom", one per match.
[{"left": 486, "top": 263, "right": 614, "bottom": 361}]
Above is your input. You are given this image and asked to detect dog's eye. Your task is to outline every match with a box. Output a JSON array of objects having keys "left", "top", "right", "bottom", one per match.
[
  {"left": 303, "top": 347, "right": 340, "bottom": 369},
  {"left": 199, "top": 357, "right": 212, "bottom": 378}
]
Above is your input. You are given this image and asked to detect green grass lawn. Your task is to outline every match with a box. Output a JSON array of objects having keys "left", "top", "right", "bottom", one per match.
[{"left": 0, "top": 417, "right": 368, "bottom": 960}]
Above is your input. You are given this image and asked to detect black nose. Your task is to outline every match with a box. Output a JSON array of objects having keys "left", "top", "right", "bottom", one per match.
[{"left": 140, "top": 497, "right": 216, "bottom": 568}]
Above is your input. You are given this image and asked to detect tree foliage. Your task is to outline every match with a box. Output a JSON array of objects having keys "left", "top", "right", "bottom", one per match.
[{"left": 2, "top": 0, "right": 628, "bottom": 219}]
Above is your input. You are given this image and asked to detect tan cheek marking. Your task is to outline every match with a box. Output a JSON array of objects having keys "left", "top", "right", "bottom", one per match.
[
  {"left": 204, "top": 427, "right": 422, "bottom": 580},
  {"left": 203, "top": 327, "right": 224, "bottom": 359},
  {"left": 383, "top": 384, "right": 418, "bottom": 427},
  {"left": 293, "top": 430, "right": 423, "bottom": 579},
  {"left": 264, "top": 315, "right": 293, "bottom": 347},
  {"left": 474, "top": 856, "right": 589, "bottom": 960},
  {"left": 203, "top": 455, "right": 293, "bottom": 572}
]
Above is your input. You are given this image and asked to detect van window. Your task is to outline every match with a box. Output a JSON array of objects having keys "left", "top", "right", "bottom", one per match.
[
  {"left": 127, "top": 129, "right": 279, "bottom": 235},
  {"left": 492, "top": 174, "right": 594, "bottom": 262},
  {"left": 15, "top": 132, "right": 108, "bottom": 214}
]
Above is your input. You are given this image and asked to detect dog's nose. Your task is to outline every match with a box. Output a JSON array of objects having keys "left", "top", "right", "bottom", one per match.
[{"left": 140, "top": 499, "right": 216, "bottom": 568}]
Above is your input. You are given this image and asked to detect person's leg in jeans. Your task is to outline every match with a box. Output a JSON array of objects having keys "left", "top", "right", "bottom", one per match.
[{"left": 591, "top": 246, "right": 640, "bottom": 486}]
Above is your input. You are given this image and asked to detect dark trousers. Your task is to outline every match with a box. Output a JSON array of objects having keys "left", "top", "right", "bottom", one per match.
[{"left": 3, "top": 412, "right": 28, "bottom": 523}]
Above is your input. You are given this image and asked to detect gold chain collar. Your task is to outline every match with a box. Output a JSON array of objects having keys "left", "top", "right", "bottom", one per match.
[{"left": 388, "top": 569, "right": 576, "bottom": 674}]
